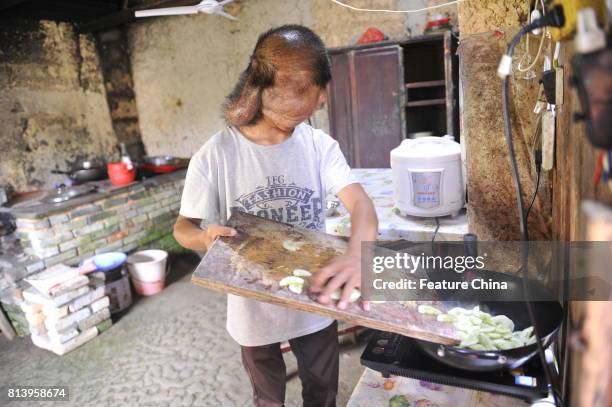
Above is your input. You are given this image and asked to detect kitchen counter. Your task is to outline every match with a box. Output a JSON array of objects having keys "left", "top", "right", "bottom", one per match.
[
  {"left": 326, "top": 169, "right": 468, "bottom": 241},
  {"left": 347, "top": 368, "right": 528, "bottom": 407},
  {"left": 1, "top": 170, "right": 187, "bottom": 219}
]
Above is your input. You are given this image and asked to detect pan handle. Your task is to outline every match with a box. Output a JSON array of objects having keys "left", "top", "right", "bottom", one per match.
[{"left": 437, "top": 345, "right": 508, "bottom": 364}]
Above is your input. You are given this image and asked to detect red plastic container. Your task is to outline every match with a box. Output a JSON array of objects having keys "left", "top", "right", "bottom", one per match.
[{"left": 107, "top": 162, "right": 136, "bottom": 186}]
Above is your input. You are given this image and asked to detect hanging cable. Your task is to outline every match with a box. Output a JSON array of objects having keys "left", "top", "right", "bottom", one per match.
[
  {"left": 518, "top": 0, "right": 547, "bottom": 73},
  {"left": 329, "top": 0, "right": 462, "bottom": 14},
  {"left": 500, "top": 6, "right": 565, "bottom": 407}
]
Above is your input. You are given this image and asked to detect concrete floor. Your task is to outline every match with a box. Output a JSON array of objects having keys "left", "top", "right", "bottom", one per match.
[{"left": 0, "top": 254, "right": 367, "bottom": 407}]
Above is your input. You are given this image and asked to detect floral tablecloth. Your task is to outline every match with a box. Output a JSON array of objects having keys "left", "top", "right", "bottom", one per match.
[
  {"left": 325, "top": 169, "right": 468, "bottom": 241},
  {"left": 347, "top": 368, "right": 529, "bottom": 407}
]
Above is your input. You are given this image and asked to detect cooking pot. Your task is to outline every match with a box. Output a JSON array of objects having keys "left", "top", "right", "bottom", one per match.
[{"left": 51, "top": 160, "right": 107, "bottom": 183}]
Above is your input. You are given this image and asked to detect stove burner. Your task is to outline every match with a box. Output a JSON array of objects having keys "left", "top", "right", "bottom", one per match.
[{"left": 361, "top": 331, "right": 549, "bottom": 402}]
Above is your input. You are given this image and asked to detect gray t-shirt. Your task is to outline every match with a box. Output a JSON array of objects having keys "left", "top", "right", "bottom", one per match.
[{"left": 179, "top": 123, "right": 355, "bottom": 346}]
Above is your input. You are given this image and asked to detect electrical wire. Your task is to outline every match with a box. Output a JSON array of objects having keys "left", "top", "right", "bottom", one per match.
[
  {"left": 503, "top": 19, "right": 564, "bottom": 407},
  {"left": 525, "top": 169, "right": 541, "bottom": 221},
  {"left": 518, "top": 0, "right": 547, "bottom": 72},
  {"left": 431, "top": 217, "right": 440, "bottom": 243},
  {"left": 329, "top": 0, "right": 462, "bottom": 14}
]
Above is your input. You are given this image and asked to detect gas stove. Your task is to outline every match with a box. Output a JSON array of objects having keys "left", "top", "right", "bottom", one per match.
[{"left": 361, "top": 331, "right": 550, "bottom": 402}]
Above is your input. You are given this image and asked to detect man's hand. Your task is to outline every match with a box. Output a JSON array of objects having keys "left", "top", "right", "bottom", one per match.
[
  {"left": 204, "top": 224, "right": 237, "bottom": 248},
  {"left": 308, "top": 183, "right": 377, "bottom": 311},
  {"left": 309, "top": 250, "right": 370, "bottom": 311},
  {"left": 173, "top": 215, "right": 237, "bottom": 252}
]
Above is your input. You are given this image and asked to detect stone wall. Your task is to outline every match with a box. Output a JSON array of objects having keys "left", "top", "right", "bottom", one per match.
[
  {"left": 458, "top": 0, "right": 552, "bottom": 240},
  {"left": 0, "top": 20, "right": 118, "bottom": 193},
  {"left": 127, "top": 0, "right": 458, "bottom": 157}
]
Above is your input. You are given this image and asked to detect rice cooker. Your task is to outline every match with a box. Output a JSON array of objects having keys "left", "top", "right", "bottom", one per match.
[{"left": 390, "top": 136, "right": 464, "bottom": 217}]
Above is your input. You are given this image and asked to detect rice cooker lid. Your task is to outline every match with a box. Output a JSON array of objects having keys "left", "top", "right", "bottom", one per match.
[{"left": 391, "top": 136, "right": 460, "bottom": 164}]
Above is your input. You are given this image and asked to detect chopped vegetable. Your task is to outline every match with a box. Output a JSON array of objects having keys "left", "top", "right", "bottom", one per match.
[
  {"left": 288, "top": 283, "right": 303, "bottom": 294},
  {"left": 282, "top": 240, "right": 305, "bottom": 252},
  {"left": 417, "top": 305, "right": 443, "bottom": 316},
  {"left": 330, "top": 288, "right": 361, "bottom": 303},
  {"left": 418, "top": 304, "right": 536, "bottom": 351},
  {"left": 292, "top": 269, "right": 312, "bottom": 277},
  {"left": 436, "top": 313, "right": 456, "bottom": 323},
  {"left": 278, "top": 276, "right": 304, "bottom": 287}
]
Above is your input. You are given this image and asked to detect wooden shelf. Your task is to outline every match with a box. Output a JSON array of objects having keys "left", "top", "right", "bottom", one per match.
[
  {"left": 406, "top": 98, "right": 446, "bottom": 107},
  {"left": 405, "top": 80, "right": 446, "bottom": 89}
]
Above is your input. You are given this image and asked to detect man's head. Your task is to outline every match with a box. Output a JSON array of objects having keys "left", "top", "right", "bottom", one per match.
[{"left": 224, "top": 25, "right": 331, "bottom": 131}]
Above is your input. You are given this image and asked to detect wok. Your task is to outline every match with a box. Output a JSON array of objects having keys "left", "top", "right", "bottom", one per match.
[
  {"left": 414, "top": 269, "right": 563, "bottom": 372},
  {"left": 51, "top": 160, "right": 107, "bottom": 183}
]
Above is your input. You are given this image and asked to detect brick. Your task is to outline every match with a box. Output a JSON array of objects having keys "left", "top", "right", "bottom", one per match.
[
  {"left": 16, "top": 218, "right": 50, "bottom": 230},
  {"left": 59, "top": 235, "right": 92, "bottom": 252},
  {"left": 69, "top": 252, "right": 94, "bottom": 267},
  {"left": 123, "top": 230, "right": 147, "bottom": 245},
  {"left": 68, "top": 287, "right": 105, "bottom": 313},
  {"left": 25, "top": 311, "right": 45, "bottom": 326},
  {"left": 48, "top": 213, "right": 70, "bottom": 226},
  {"left": 128, "top": 190, "right": 150, "bottom": 201},
  {"left": 17, "top": 228, "right": 54, "bottom": 240},
  {"left": 153, "top": 189, "right": 175, "bottom": 201},
  {"left": 50, "top": 326, "right": 97, "bottom": 356},
  {"left": 130, "top": 214, "right": 149, "bottom": 224},
  {"left": 70, "top": 204, "right": 101, "bottom": 219},
  {"left": 42, "top": 304, "right": 69, "bottom": 319},
  {"left": 103, "top": 215, "right": 120, "bottom": 228},
  {"left": 77, "top": 238, "right": 107, "bottom": 255},
  {"left": 23, "top": 285, "right": 89, "bottom": 308},
  {"left": 132, "top": 196, "right": 155, "bottom": 207},
  {"left": 89, "top": 224, "right": 119, "bottom": 241},
  {"left": 90, "top": 296, "right": 110, "bottom": 313},
  {"left": 102, "top": 196, "right": 128, "bottom": 209},
  {"left": 74, "top": 222, "right": 104, "bottom": 237},
  {"left": 118, "top": 209, "right": 138, "bottom": 219},
  {"left": 53, "top": 218, "right": 87, "bottom": 235},
  {"left": 122, "top": 242, "right": 138, "bottom": 253},
  {"left": 19, "top": 301, "right": 42, "bottom": 313},
  {"left": 29, "top": 322, "right": 47, "bottom": 337},
  {"left": 48, "top": 327, "right": 79, "bottom": 344},
  {"left": 108, "top": 230, "right": 129, "bottom": 243},
  {"left": 25, "top": 261, "right": 45, "bottom": 274},
  {"left": 138, "top": 203, "right": 161, "bottom": 215},
  {"left": 95, "top": 240, "right": 124, "bottom": 255},
  {"left": 45, "top": 307, "right": 91, "bottom": 332},
  {"left": 24, "top": 246, "right": 60, "bottom": 259},
  {"left": 24, "top": 231, "right": 73, "bottom": 251},
  {"left": 96, "top": 318, "right": 112, "bottom": 333},
  {"left": 48, "top": 275, "right": 89, "bottom": 297},
  {"left": 88, "top": 210, "right": 117, "bottom": 223},
  {"left": 44, "top": 249, "right": 78, "bottom": 268},
  {"left": 78, "top": 307, "right": 110, "bottom": 331}
]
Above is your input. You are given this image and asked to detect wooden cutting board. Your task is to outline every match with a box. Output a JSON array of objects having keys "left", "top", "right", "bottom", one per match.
[{"left": 191, "top": 212, "right": 460, "bottom": 345}]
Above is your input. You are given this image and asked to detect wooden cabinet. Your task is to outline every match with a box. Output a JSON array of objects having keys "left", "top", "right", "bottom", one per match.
[{"left": 327, "top": 33, "right": 458, "bottom": 168}]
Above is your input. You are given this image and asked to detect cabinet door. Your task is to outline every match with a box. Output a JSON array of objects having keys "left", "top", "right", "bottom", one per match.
[
  {"left": 327, "top": 52, "right": 355, "bottom": 164},
  {"left": 350, "top": 45, "right": 404, "bottom": 168}
]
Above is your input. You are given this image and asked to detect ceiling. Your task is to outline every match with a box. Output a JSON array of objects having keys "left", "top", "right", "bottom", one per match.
[{"left": 0, "top": 0, "right": 202, "bottom": 33}]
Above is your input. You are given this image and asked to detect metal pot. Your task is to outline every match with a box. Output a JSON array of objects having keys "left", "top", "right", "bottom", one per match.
[
  {"left": 52, "top": 160, "right": 107, "bottom": 183},
  {"left": 413, "top": 269, "right": 563, "bottom": 372}
]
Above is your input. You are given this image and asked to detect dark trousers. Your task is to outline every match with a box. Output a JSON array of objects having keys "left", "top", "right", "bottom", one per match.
[{"left": 241, "top": 321, "right": 339, "bottom": 407}]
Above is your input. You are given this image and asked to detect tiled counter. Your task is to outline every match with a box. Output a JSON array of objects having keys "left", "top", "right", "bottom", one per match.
[
  {"left": 326, "top": 169, "right": 468, "bottom": 241},
  {"left": 347, "top": 368, "right": 528, "bottom": 407}
]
